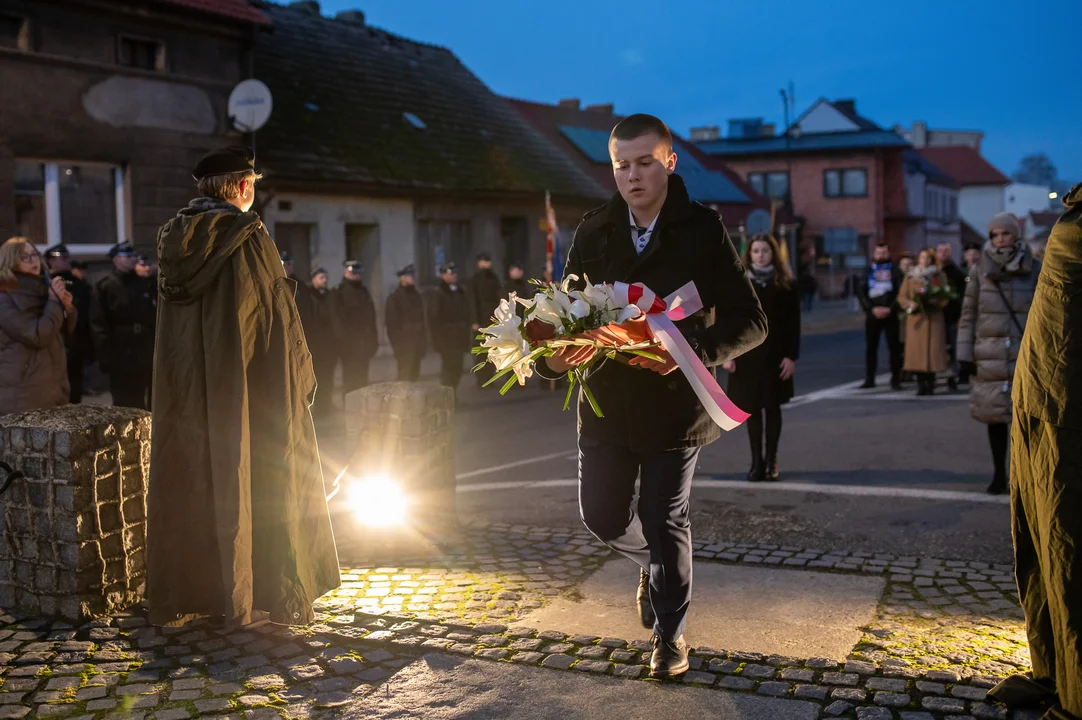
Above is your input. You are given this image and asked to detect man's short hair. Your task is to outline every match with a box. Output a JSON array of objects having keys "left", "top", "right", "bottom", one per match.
[
  {"left": 609, "top": 114, "right": 673, "bottom": 155},
  {"left": 196, "top": 169, "right": 262, "bottom": 202}
]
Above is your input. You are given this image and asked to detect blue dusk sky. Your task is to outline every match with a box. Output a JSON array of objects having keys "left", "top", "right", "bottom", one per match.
[{"left": 317, "top": 0, "right": 1077, "bottom": 185}]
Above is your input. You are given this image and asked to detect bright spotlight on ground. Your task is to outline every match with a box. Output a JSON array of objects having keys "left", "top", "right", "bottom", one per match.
[{"left": 346, "top": 475, "right": 408, "bottom": 527}]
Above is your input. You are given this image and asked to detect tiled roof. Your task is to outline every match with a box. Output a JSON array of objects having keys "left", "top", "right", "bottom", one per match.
[
  {"left": 905, "top": 150, "right": 957, "bottom": 188},
  {"left": 917, "top": 147, "right": 1009, "bottom": 187},
  {"left": 506, "top": 98, "right": 767, "bottom": 220},
  {"left": 1029, "top": 211, "right": 1062, "bottom": 229},
  {"left": 252, "top": 4, "right": 607, "bottom": 200},
  {"left": 157, "top": 0, "right": 269, "bottom": 25},
  {"left": 696, "top": 130, "right": 910, "bottom": 157}
]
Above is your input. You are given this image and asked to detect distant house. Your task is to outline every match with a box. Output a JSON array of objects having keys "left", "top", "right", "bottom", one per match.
[
  {"left": 694, "top": 98, "right": 913, "bottom": 297},
  {"left": 1005, "top": 183, "right": 1055, "bottom": 237},
  {"left": 506, "top": 98, "right": 772, "bottom": 231},
  {"left": 914, "top": 148, "right": 1010, "bottom": 241},
  {"left": 894, "top": 122, "right": 984, "bottom": 152},
  {"left": 0, "top": 0, "right": 267, "bottom": 258},
  {"left": 252, "top": 2, "right": 607, "bottom": 332},
  {"left": 901, "top": 150, "right": 961, "bottom": 256}
]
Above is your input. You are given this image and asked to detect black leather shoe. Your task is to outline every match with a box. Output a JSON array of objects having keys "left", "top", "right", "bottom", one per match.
[
  {"left": 636, "top": 568, "right": 654, "bottom": 630},
  {"left": 764, "top": 458, "right": 780, "bottom": 481},
  {"left": 987, "top": 474, "right": 1008, "bottom": 495},
  {"left": 747, "top": 457, "right": 765, "bottom": 482},
  {"left": 890, "top": 379, "right": 903, "bottom": 391},
  {"left": 649, "top": 634, "right": 689, "bottom": 678},
  {"left": 947, "top": 377, "right": 958, "bottom": 392},
  {"left": 859, "top": 379, "right": 876, "bottom": 389}
]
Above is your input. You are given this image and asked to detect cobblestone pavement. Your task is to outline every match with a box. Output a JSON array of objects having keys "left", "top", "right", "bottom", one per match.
[{"left": 0, "top": 523, "right": 1038, "bottom": 720}]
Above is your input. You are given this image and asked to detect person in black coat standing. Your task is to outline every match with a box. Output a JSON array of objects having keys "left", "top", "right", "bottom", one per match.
[
  {"left": 296, "top": 266, "right": 336, "bottom": 417},
  {"left": 385, "top": 264, "right": 426, "bottom": 381},
  {"left": 501, "top": 262, "right": 532, "bottom": 301},
  {"left": 333, "top": 260, "right": 379, "bottom": 394},
  {"left": 45, "top": 244, "right": 93, "bottom": 403},
  {"left": 535, "top": 115, "right": 766, "bottom": 678},
  {"left": 91, "top": 242, "right": 156, "bottom": 410},
  {"left": 936, "top": 242, "right": 968, "bottom": 391},
  {"left": 466, "top": 253, "right": 503, "bottom": 387},
  {"left": 857, "top": 242, "right": 903, "bottom": 390},
  {"left": 427, "top": 262, "right": 471, "bottom": 398},
  {"left": 723, "top": 234, "right": 800, "bottom": 482}
]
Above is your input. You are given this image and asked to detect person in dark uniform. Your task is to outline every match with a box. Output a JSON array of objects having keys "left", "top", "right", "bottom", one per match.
[
  {"left": 280, "top": 250, "right": 296, "bottom": 280},
  {"left": 333, "top": 260, "right": 378, "bottom": 394},
  {"left": 723, "top": 234, "right": 800, "bottom": 482},
  {"left": 136, "top": 254, "right": 156, "bottom": 280},
  {"left": 385, "top": 264, "right": 426, "bottom": 381},
  {"left": 857, "top": 242, "right": 903, "bottom": 390},
  {"left": 501, "top": 262, "right": 531, "bottom": 301},
  {"left": 466, "top": 252, "right": 503, "bottom": 387},
  {"left": 428, "top": 262, "right": 471, "bottom": 398},
  {"left": 295, "top": 266, "right": 336, "bottom": 417},
  {"left": 91, "top": 242, "right": 156, "bottom": 410},
  {"left": 45, "top": 244, "right": 93, "bottom": 403}
]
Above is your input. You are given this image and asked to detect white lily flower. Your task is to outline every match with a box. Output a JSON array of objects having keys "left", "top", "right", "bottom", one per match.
[
  {"left": 511, "top": 358, "right": 534, "bottom": 385},
  {"left": 569, "top": 298, "right": 591, "bottom": 319},
  {"left": 533, "top": 291, "right": 572, "bottom": 333},
  {"left": 617, "top": 304, "right": 643, "bottom": 322},
  {"left": 493, "top": 296, "right": 518, "bottom": 326},
  {"left": 482, "top": 320, "right": 528, "bottom": 372}
]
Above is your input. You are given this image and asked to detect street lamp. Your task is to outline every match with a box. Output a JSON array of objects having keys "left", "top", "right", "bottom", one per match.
[{"left": 1050, "top": 192, "right": 1059, "bottom": 200}]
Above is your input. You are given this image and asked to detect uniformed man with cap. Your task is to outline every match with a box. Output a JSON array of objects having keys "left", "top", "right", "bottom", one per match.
[
  {"left": 427, "top": 262, "right": 471, "bottom": 398},
  {"left": 465, "top": 252, "right": 503, "bottom": 387},
  {"left": 296, "top": 265, "right": 337, "bottom": 417},
  {"left": 280, "top": 250, "right": 296, "bottom": 280},
  {"left": 146, "top": 144, "right": 339, "bottom": 628},
  {"left": 90, "top": 241, "right": 156, "bottom": 409},
  {"left": 45, "top": 243, "right": 93, "bottom": 402},
  {"left": 136, "top": 254, "right": 156, "bottom": 280},
  {"left": 332, "top": 260, "right": 378, "bottom": 393},
  {"left": 385, "top": 264, "right": 426, "bottom": 381},
  {"left": 501, "top": 262, "right": 531, "bottom": 301}
]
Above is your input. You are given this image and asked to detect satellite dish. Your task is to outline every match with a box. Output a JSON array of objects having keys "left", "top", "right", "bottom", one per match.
[
  {"left": 228, "top": 79, "right": 273, "bottom": 133},
  {"left": 746, "top": 209, "right": 772, "bottom": 236}
]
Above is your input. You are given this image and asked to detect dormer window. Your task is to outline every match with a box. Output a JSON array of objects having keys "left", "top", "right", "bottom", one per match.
[{"left": 118, "top": 35, "right": 166, "bottom": 71}]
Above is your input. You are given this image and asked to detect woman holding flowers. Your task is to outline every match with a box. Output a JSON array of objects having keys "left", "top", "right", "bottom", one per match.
[
  {"left": 723, "top": 234, "right": 800, "bottom": 482},
  {"left": 898, "top": 248, "right": 950, "bottom": 396}
]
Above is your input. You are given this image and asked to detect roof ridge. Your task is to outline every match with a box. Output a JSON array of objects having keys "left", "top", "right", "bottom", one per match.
[{"left": 258, "top": 0, "right": 455, "bottom": 54}]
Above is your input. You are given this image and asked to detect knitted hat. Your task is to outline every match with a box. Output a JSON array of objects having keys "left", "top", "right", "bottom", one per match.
[{"left": 987, "top": 212, "right": 1021, "bottom": 239}]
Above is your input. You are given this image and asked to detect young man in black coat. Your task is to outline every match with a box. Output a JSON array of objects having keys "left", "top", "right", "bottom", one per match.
[
  {"left": 466, "top": 253, "right": 503, "bottom": 387},
  {"left": 45, "top": 244, "right": 93, "bottom": 403},
  {"left": 333, "top": 260, "right": 379, "bottom": 393},
  {"left": 536, "top": 114, "right": 766, "bottom": 678},
  {"left": 385, "top": 265, "right": 427, "bottom": 381},
  {"left": 937, "top": 242, "right": 968, "bottom": 391},
  {"left": 427, "top": 262, "right": 471, "bottom": 399},
  {"left": 857, "top": 242, "right": 904, "bottom": 390}
]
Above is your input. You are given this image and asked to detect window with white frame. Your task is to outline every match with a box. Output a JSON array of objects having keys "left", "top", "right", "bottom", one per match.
[{"left": 14, "top": 160, "right": 127, "bottom": 253}]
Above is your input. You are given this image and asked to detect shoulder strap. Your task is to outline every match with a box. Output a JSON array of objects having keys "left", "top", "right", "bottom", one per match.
[{"left": 991, "top": 280, "right": 1025, "bottom": 336}]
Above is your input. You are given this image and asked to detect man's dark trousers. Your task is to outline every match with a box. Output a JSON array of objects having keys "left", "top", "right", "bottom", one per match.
[
  {"left": 865, "top": 313, "right": 902, "bottom": 383},
  {"left": 578, "top": 435, "right": 700, "bottom": 641},
  {"left": 439, "top": 351, "right": 464, "bottom": 395}
]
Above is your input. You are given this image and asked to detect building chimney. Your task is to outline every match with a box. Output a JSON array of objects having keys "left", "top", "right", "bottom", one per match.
[
  {"left": 727, "top": 118, "right": 763, "bottom": 139},
  {"left": 689, "top": 126, "right": 720, "bottom": 142},
  {"left": 558, "top": 98, "right": 581, "bottom": 110},
  {"left": 335, "top": 9, "right": 365, "bottom": 25},
  {"left": 759, "top": 123, "right": 776, "bottom": 137},
  {"left": 912, "top": 121, "right": 927, "bottom": 148},
  {"left": 289, "top": 1, "right": 321, "bottom": 15},
  {"left": 585, "top": 103, "right": 614, "bottom": 114},
  {"left": 834, "top": 99, "right": 856, "bottom": 117}
]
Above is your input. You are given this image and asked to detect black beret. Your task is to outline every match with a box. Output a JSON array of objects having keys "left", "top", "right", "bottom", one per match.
[
  {"left": 344, "top": 260, "right": 364, "bottom": 273},
  {"left": 310, "top": 266, "right": 328, "bottom": 278},
  {"left": 108, "top": 242, "right": 136, "bottom": 258},
  {"left": 396, "top": 264, "right": 415, "bottom": 277},
  {"left": 45, "top": 243, "right": 69, "bottom": 258},
  {"left": 192, "top": 146, "right": 255, "bottom": 181},
  {"left": 440, "top": 262, "right": 457, "bottom": 273},
  {"left": 279, "top": 250, "right": 293, "bottom": 263}
]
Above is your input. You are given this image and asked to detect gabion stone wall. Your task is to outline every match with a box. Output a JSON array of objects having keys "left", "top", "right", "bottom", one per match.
[{"left": 0, "top": 405, "right": 151, "bottom": 621}]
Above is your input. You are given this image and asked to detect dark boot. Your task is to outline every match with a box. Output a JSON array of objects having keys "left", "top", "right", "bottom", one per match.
[
  {"left": 649, "top": 635, "right": 689, "bottom": 678},
  {"left": 947, "top": 376, "right": 958, "bottom": 392},
  {"left": 747, "top": 456, "right": 765, "bottom": 482},
  {"left": 987, "top": 471, "right": 1008, "bottom": 495},
  {"left": 764, "top": 457, "right": 780, "bottom": 481},
  {"left": 636, "top": 568, "right": 655, "bottom": 630},
  {"left": 859, "top": 378, "right": 876, "bottom": 389},
  {"left": 891, "top": 377, "right": 903, "bottom": 391},
  {"left": 916, "top": 377, "right": 927, "bottom": 396}
]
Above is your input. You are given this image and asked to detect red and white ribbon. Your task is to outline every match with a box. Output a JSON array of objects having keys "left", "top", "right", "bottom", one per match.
[{"left": 613, "top": 281, "right": 750, "bottom": 431}]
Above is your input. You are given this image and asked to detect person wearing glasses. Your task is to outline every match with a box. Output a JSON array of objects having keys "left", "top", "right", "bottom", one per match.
[
  {"left": 957, "top": 212, "right": 1040, "bottom": 495},
  {"left": 0, "top": 237, "right": 76, "bottom": 415}
]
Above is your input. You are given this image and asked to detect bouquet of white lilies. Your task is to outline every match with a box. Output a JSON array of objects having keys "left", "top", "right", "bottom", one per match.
[{"left": 472, "top": 274, "right": 664, "bottom": 417}]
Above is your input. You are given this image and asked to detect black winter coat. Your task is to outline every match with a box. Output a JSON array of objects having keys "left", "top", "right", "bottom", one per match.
[
  {"left": 857, "top": 263, "right": 904, "bottom": 315},
  {"left": 502, "top": 277, "right": 533, "bottom": 301},
  {"left": 427, "top": 282, "right": 471, "bottom": 354},
  {"left": 466, "top": 268, "right": 503, "bottom": 326},
  {"left": 332, "top": 280, "right": 378, "bottom": 361},
  {"left": 940, "top": 261, "right": 967, "bottom": 325},
  {"left": 541, "top": 174, "right": 767, "bottom": 451},
  {"left": 295, "top": 286, "right": 335, "bottom": 356},
  {"left": 54, "top": 270, "right": 93, "bottom": 363},
  {"left": 91, "top": 269, "right": 156, "bottom": 375},
  {"left": 385, "top": 285, "right": 427, "bottom": 356},
  {"left": 727, "top": 277, "right": 801, "bottom": 411}
]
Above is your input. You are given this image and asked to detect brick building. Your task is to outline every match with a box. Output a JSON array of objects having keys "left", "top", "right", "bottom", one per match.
[
  {"left": 694, "top": 99, "right": 916, "bottom": 297},
  {"left": 252, "top": 2, "right": 607, "bottom": 337},
  {"left": 0, "top": 0, "right": 267, "bottom": 258}
]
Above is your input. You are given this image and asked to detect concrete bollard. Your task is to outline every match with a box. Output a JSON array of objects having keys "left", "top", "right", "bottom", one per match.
[
  {"left": 0, "top": 405, "right": 151, "bottom": 621},
  {"left": 341, "top": 382, "right": 457, "bottom": 551}
]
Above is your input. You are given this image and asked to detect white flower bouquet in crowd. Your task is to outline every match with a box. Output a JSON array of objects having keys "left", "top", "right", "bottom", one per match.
[{"left": 471, "top": 275, "right": 664, "bottom": 417}]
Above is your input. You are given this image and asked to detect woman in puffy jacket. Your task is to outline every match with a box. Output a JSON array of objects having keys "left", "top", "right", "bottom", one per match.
[
  {"left": 0, "top": 237, "right": 76, "bottom": 415},
  {"left": 957, "top": 213, "right": 1039, "bottom": 495}
]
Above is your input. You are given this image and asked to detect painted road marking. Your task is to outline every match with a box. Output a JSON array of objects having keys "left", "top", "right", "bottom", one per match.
[
  {"left": 455, "top": 450, "right": 576, "bottom": 480},
  {"left": 456, "top": 477, "right": 1009, "bottom": 505}
]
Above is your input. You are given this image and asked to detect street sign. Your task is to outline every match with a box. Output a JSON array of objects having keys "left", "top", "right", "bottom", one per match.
[{"left": 228, "top": 79, "right": 273, "bottom": 133}]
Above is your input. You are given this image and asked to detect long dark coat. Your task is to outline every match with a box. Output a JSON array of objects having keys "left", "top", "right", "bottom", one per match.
[
  {"left": 428, "top": 282, "right": 471, "bottom": 354},
  {"left": 538, "top": 174, "right": 767, "bottom": 451},
  {"left": 332, "top": 279, "right": 378, "bottom": 389},
  {"left": 1010, "top": 182, "right": 1082, "bottom": 718},
  {"left": 727, "top": 275, "right": 800, "bottom": 411},
  {"left": 147, "top": 197, "right": 339, "bottom": 627},
  {"left": 0, "top": 273, "right": 76, "bottom": 415},
  {"left": 466, "top": 267, "right": 503, "bottom": 326},
  {"left": 90, "top": 269, "right": 156, "bottom": 375},
  {"left": 385, "top": 285, "right": 426, "bottom": 357}
]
